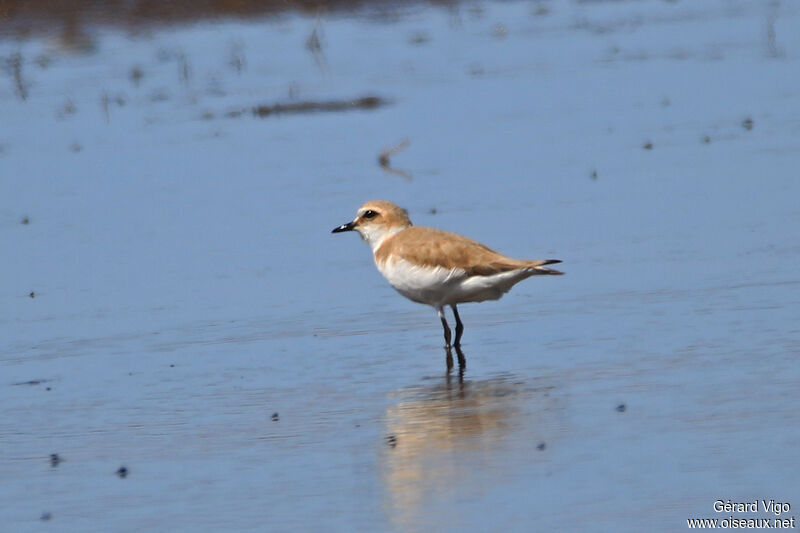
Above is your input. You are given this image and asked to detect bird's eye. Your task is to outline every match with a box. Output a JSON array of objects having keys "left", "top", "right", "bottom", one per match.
[{"left": 362, "top": 210, "right": 378, "bottom": 219}]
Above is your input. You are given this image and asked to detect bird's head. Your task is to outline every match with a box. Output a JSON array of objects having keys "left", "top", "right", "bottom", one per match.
[{"left": 332, "top": 200, "right": 412, "bottom": 250}]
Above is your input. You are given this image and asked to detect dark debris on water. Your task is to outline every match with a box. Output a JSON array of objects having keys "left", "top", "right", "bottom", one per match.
[
  {"left": 378, "top": 138, "right": 409, "bottom": 168},
  {"left": 377, "top": 138, "right": 411, "bottom": 180},
  {"left": 225, "top": 96, "right": 389, "bottom": 119},
  {"left": 12, "top": 379, "right": 48, "bottom": 386}
]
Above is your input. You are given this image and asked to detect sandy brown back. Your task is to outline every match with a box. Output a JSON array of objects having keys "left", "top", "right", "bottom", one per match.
[{"left": 375, "top": 226, "right": 562, "bottom": 276}]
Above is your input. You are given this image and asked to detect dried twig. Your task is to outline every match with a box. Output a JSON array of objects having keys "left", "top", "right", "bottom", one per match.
[
  {"left": 8, "top": 53, "right": 27, "bottom": 100},
  {"left": 378, "top": 139, "right": 411, "bottom": 181}
]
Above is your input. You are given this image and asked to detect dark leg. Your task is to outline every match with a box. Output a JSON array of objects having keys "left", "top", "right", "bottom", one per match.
[
  {"left": 450, "top": 305, "right": 466, "bottom": 369},
  {"left": 438, "top": 307, "right": 454, "bottom": 372},
  {"left": 451, "top": 305, "right": 464, "bottom": 347},
  {"left": 437, "top": 307, "right": 452, "bottom": 348}
]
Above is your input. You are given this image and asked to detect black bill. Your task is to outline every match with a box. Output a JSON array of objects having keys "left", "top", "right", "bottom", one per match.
[{"left": 331, "top": 221, "right": 356, "bottom": 233}]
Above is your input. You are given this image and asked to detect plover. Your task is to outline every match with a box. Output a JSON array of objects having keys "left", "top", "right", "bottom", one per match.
[{"left": 332, "top": 200, "right": 562, "bottom": 369}]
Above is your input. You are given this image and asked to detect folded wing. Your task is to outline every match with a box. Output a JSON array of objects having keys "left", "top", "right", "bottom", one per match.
[{"left": 377, "top": 226, "right": 562, "bottom": 276}]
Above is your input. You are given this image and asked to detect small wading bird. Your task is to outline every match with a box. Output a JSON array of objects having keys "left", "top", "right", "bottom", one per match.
[{"left": 332, "top": 201, "right": 563, "bottom": 371}]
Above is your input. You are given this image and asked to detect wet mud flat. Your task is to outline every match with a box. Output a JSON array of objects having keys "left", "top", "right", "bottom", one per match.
[{"left": 2, "top": 0, "right": 800, "bottom": 531}]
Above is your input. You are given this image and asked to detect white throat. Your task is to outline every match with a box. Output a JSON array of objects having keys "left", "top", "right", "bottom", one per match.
[{"left": 357, "top": 225, "right": 405, "bottom": 253}]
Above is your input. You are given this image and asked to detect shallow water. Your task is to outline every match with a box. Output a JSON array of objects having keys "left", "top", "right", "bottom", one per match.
[{"left": 2, "top": 1, "right": 799, "bottom": 531}]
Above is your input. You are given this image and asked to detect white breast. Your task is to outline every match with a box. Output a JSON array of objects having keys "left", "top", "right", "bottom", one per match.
[
  {"left": 375, "top": 257, "right": 534, "bottom": 307},
  {"left": 376, "top": 258, "right": 462, "bottom": 306}
]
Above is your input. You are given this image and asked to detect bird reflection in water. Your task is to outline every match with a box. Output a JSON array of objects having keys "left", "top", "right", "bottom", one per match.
[
  {"left": 444, "top": 345, "right": 466, "bottom": 375},
  {"left": 381, "top": 374, "right": 556, "bottom": 530}
]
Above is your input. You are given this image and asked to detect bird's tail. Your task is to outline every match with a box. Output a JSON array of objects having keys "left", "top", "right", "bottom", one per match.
[{"left": 526, "top": 259, "right": 563, "bottom": 275}]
